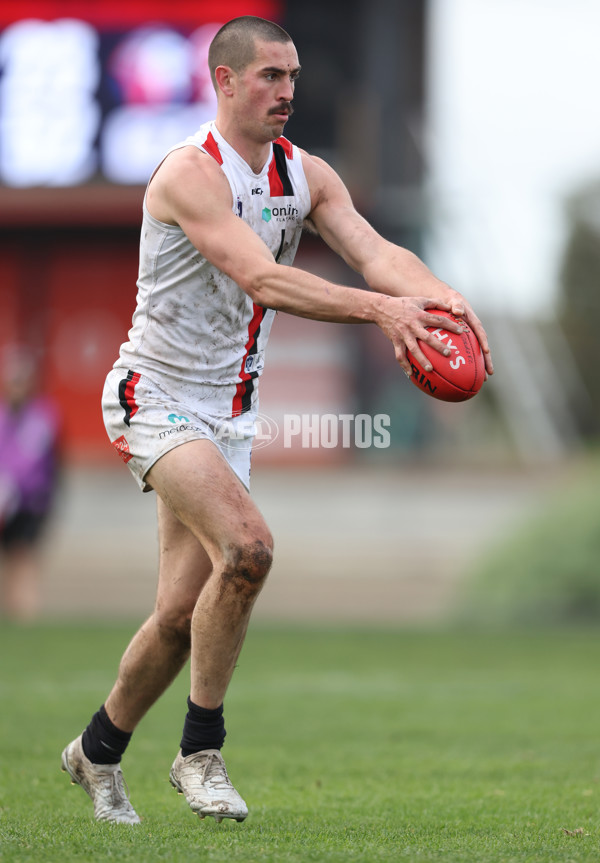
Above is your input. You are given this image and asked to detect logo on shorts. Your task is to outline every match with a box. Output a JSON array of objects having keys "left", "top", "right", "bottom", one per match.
[
  {"left": 159, "top": 419, "right": 205, "bottom": 439},
  {"left": 112, "top": 435, "right": 133, "bottom": 463}
]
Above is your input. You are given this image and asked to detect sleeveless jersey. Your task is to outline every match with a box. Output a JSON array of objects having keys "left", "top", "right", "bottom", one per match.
[{"left": 115, "top": 120, "right": 312, "bottom": 418}]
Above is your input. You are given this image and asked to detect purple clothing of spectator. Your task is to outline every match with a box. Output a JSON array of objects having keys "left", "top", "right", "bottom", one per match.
[{"left": 0, "top": 396, "right": 60, "bottom": 521}]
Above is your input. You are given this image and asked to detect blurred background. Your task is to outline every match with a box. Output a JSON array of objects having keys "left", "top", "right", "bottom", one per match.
[{"left": 1, "top": 0, "right": 598, "bottom": 625}]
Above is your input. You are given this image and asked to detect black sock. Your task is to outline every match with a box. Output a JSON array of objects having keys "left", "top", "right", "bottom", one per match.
[
  {"left": 81, "top": 704, "right": 132, "bottom": 765},
  {"left": 180, "top": 697, "right": 226, "bottom": 756}
]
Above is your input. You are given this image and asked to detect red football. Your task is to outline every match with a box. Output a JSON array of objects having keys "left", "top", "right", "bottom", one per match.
[{"left": 406, "top": 309, "right": 485, "bottom": 402}]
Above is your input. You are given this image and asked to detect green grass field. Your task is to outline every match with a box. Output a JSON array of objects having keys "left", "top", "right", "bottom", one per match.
[{"left": 1, "top": 623, "right": 600, "bottom": 862}]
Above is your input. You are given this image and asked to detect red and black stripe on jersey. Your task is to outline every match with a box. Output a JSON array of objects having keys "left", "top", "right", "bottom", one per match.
[
  {"left": 201, "top": 131, "right": 224, "bottom": 165},
  {"left": 268, "top": 139, "right": 294, "bottom": 197},
  {"left": 232, "top": 304, "right": 266, "bottom": 416},
  {"left": 118, "top": 370, "right": 141, "bottom": 427},
  {"left": 202, "top": 132, "right": 294, "bottom": 198}
]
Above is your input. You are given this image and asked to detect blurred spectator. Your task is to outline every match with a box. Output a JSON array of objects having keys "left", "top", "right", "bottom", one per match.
[{"left": 0, "top": 345, "right": 61, "bottom": 622}]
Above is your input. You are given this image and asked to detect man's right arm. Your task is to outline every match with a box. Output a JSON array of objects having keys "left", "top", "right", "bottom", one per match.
[{"left": 146, "top": 147, "right": 459, "bottom": 376}]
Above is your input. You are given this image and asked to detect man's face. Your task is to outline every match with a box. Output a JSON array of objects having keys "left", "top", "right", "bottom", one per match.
[{"left": 234, "top": 38, "right": 300, "bottom": 142}]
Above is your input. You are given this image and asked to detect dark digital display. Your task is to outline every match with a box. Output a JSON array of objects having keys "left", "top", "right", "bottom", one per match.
[{"left": 0, "top": 0, "right": 282, "bottom": 186}]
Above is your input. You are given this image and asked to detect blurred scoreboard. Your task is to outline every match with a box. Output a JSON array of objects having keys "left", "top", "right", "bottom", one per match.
[{"left": 0, "top": 0, "right": 282, "bottom": 187}]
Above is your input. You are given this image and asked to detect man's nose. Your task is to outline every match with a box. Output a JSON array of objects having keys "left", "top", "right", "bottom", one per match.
[{"left": 278, "top": 78, "right": 294, "bottom": 101}]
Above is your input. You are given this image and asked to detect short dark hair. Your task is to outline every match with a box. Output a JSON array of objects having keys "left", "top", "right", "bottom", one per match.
[{"left": 208, "top": 16, "right": 293, "bottom": 90}]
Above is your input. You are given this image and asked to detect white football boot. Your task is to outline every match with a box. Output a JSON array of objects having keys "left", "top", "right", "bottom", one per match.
[
  {"left": 169, "top": 749, "right": 248, "bottom": 823},
  {"left": 61, "top": 734, "right": 141, "bottom": 824}
]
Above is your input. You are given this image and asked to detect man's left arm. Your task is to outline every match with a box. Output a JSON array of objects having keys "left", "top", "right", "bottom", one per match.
[{"left": 302, "top": 152, "right": 493, "bottom": 376}]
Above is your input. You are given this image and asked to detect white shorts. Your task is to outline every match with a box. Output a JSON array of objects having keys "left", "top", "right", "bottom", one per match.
[{"left": 102, "top": 368, "right": 254, "bottom": 492}]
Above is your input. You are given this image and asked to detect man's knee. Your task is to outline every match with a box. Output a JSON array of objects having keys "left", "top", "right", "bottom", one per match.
[{"left": 221, "top": 533, "right": 274, "bottom": 596}]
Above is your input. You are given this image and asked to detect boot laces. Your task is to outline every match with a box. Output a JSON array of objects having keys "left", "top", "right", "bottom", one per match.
[{"left": 193, "top": 752, "right": 232, "bottom": 792}]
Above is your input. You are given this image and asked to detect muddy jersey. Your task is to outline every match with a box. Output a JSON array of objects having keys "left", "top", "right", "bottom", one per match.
[{"left": 114, "top": 120, "right": 312, "bottom": 418}]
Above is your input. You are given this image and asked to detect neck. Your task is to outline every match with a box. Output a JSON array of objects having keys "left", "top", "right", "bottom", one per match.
[{"left": 214, "top": 116, "right": 273, "bottom": 174}]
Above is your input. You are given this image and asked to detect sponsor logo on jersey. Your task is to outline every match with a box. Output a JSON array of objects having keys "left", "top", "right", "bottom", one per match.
[
  {"left": 251, "top": 187, "right": 263, "bottom": 195},
  {"left": 159, "top": 423, "right": 205, "bottom": 440},
  {"left": 272, "top": 204, "right": 298, "bottom": 218},
  {"left": 168, "top": 413, "right": 189, "bottom": 423},
  {"left": 262, "top": 203, "right": 299, "bottom": 224},
  {"left": 112, "top": 434, "right": 133, "bottom": 463},
  {"left": 244, "top": 353, "right": 264, "bottom": 374}
]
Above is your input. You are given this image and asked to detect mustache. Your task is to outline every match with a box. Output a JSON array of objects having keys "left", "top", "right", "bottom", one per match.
[{"left": 269, "top": 103, "right": 294, "bottom": 117}]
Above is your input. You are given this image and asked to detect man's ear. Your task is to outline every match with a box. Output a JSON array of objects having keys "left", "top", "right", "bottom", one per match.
[{"left": 215, "top": 65, "right": 236, "bottom": 97}]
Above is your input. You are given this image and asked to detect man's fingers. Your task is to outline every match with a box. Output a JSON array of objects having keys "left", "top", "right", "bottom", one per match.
[
  {"left": 395, "top": 344, "right": 413, "bottom": 377},
  {"left": 422, "top": 298, "right": 452, "bottom": 312},
  {"left": 423, "top": 311, "right": 466, "bottom": 335},
  {"left": 403, "top": 338, "right": 447, "bottom": 374},
  {"left": 464, "top": 313, "right": 494, "bottom": 376}
]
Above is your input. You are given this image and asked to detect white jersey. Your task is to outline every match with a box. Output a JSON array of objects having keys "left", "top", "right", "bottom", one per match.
[{"left": 115, "top": 120, "right": 312, "bottom": 418}]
